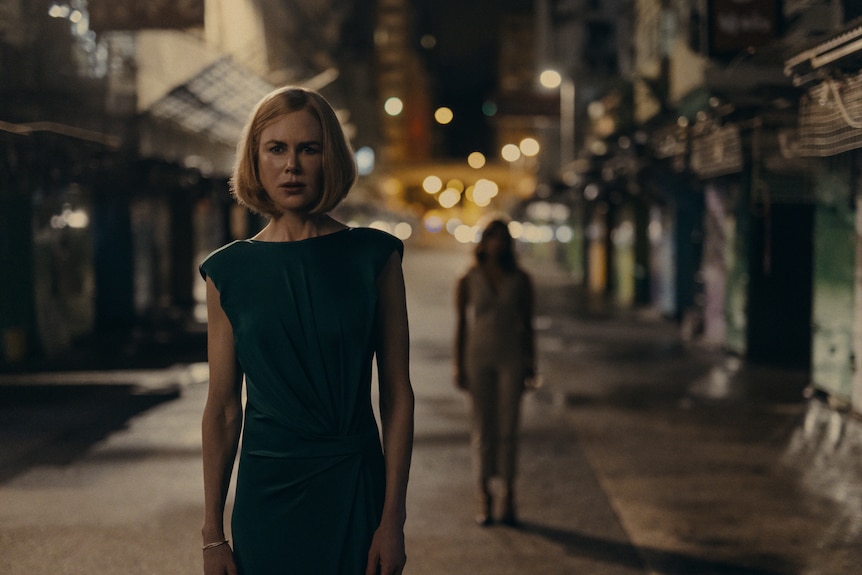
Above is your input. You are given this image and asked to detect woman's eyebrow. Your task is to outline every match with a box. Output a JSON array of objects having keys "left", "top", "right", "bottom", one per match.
[{"left": 262, "top": 138, "right": 322, "bottom": 146}]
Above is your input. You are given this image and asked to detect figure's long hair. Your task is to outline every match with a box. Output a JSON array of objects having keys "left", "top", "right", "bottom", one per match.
[{"left": 474, "top": 219, "right": 518, "bottom": 272}]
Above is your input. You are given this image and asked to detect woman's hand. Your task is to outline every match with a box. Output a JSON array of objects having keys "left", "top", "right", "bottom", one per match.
[
  {"left": 523, "top": 366, "right": 541, "bottom": 391},
  {"left": 202, "top": 542, "right": 238, "bottom": 575},
  {"left": 366, "top": 518, "right": 407, "bottom": 575}
]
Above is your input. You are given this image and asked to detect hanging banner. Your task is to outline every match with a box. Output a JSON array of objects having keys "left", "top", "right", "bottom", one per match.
[
  {"left": 88, "top": 0, "right": 204, "bottom": 32},
  {"left": 798, "top": 73, "right": 862, "bottom": 157}
]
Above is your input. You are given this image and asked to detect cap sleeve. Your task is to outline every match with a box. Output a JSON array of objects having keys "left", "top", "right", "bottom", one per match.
[{"left": 198, "top": 241, "right": 240, "bottom": 286}]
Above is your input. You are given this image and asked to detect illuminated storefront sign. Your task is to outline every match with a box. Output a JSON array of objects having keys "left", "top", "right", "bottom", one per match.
[{"left": 709, "top": 0, "right": 780, "bottom": 57}]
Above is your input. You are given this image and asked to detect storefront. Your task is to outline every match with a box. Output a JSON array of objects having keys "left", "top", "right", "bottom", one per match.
[{"left": 786, "top": 23, "right": 862, "bottom": 411}]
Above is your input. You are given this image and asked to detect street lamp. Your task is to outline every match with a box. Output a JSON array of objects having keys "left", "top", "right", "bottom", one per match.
[
  {"left": 540, "top": 69, "right": 575, "bottom": 169},
  {"left": 501, "top": 143, "right": 522, "bottom": 195}
]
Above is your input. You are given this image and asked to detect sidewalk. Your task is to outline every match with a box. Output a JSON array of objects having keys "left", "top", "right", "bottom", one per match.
[
  {"left": 400, "top": 245, "right": 648, "bottom": 574},
  {"left": 521, "top": 256, "right": 862, "bottom": 575},
  {"left": 1, "top": 243, "right": 648, "bottom": 575}
]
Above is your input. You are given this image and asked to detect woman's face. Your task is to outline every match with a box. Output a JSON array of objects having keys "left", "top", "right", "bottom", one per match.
[
  {"left": 257, "top": 109, "right": 324, "bottom": 214},
  {"left": 483, "top": 226, "right": 508, "bottom": 257}
]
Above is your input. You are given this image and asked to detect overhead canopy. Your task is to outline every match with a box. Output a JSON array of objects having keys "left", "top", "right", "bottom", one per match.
[
  {"left": 785, "top": 19, "right": 862, "bottom": 83},
  {"left": 147, "top": 56, "right": 274, "bottom": 147},
  {"left": 784, "top": 19, "right": 862, "bottom": 157}
]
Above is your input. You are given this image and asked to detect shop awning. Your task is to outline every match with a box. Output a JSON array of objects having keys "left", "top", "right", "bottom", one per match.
[
  {"left": 785, "top": 19, "right": 862, "bottom": 83},
  {"left": 785, "top": 19, "right": 862, "bottom": 157}
]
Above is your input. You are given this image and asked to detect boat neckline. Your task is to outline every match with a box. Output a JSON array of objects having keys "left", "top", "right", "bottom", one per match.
[{"left": 243, "top": 227, "right": 354, "bottom": 244}]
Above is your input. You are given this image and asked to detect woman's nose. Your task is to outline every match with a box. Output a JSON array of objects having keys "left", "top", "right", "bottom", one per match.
[{"left": 284, "top": 153, "right": 299, "bottom": 172}]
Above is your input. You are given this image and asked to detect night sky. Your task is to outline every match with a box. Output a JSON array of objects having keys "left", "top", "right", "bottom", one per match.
[{"left": 412, "top": 0, "right": 533, "bottom": 158}]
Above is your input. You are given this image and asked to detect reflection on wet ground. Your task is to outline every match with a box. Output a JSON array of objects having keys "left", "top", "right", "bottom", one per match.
[
  {"left": 526, "top": 259, "right": 862, "bottom": 575},
  {"left": 784, "top": 399, "right": 862, "bottom": 575}
]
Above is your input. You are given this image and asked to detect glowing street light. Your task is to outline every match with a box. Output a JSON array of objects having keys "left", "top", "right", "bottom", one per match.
[
  {"left": 539, "top": 69, "right": 562, "bottom": 89},
  {"left": 540, "top": 68, "right": 575, "bottom": 167}
]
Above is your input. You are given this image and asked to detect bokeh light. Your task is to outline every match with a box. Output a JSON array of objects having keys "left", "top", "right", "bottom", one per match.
[
  {"left": 422, "top": 175, "right": 443, "bottom": 194},
  {"left": 382, "top": 178, "right": 401, "bottom": 197},
  {"left": 424, "top": 211, "right": 444, "bottom": 233},
  {"left": 519, "top": 137, "right": 540, "bottom": 157},
  {"left": 454, "top": 224, "right": 479, "bottom": 244},
  {"left": 49, "top": 4, "right": 72, "bottom": 18},
  {"left": 434, "top": 107, "right": 454, "bottom": 125},
  {"left": 355, "top": 146, "right": 375, "bottom": 176},
  {"left": 446, "top": 178, "right": 465, "bottom": 192},
  {"left": 555, "top": 225, "right": 575, "bottom": 243},
  {"left": 472, "top": 178, "right": 499, "bottom": 207},
  {"left": 384, "top": 97, "right": 403, "bottom": 116},
  {"left": 446, "top": 218, "right": 463, "bottom": 235},
  {"left": 393, "top": 222, "right": 413, "bottom": 240},
  {"left": 539, "top": 69, "right": 562, "bottom": 89},
  {"left": 464, "top": 184, "right": 475, "bottom": 203},
  {"left": 438, "top": 188, "right": 461, "bottom": 208},
  {"left": 588, "top": 101, "right": 606, "bottom": 120},
  {"left": 508, "top": 221, "right": 524, "bottom": 239},
  {"left": 501, "top": 144, "right": 521, "bottom": 162},
  {"left": 370, "top": 220, "right": 391, "bottom": 233},
  {"left": 467, "top": 152, "right": 486, "bottom": 169}
]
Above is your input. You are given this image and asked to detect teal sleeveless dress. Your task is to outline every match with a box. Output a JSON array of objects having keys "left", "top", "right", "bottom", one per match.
[{"left": 199, "top": 227, "right": 404, "bottom": 575}]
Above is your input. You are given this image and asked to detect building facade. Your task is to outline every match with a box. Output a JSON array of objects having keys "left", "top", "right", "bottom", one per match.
[{"left": 0, "top": 0, "right": 377, "bottom": 367}]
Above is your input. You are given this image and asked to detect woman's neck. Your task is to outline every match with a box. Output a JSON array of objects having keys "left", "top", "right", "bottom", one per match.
[
  {"left": 480, "top": 259, "right": 508, "bottom": 273},
  {"left": 253, "top": 214, "right": 343, "bottom": 242}
]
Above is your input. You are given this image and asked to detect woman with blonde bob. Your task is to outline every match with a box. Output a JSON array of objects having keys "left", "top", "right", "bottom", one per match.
[
  {"left": 231, "top": 86, "right": 356, "bottom": 217},
  {"left": 199, "top": 86, "right": 414, "bottom": 575}
]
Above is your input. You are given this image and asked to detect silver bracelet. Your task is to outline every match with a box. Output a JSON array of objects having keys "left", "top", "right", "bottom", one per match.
[{"left": 202, "top": 539, "right": 229, "bottom": 551}]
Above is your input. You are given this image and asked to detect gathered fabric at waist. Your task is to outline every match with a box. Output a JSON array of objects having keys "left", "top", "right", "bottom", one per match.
[{"left": 242, "top": 415, "right": 381, "bottom": 460}]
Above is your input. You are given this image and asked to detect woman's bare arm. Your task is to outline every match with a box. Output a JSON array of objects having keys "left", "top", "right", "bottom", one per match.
[
  {"left": 201, "top": 277, "right": 243, "bottom": 574},
  {"left": 521, "top": 272, "right": 536, "bottom": 378},
  {"left": 454, "top": 274, "right": 469, "bottom": 389},
  {"left": 367, "top": 251, "right": 415, "bottom": 575}
]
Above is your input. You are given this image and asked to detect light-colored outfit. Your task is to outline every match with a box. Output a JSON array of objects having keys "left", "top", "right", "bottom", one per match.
[{"left": 461, "top": 266, "right": 532, "bottom": 485}]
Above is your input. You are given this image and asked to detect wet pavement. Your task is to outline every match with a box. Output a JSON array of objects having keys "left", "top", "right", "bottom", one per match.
[
  {"left": 520, "top": 254, "right": 862, "bottom": 575},
  {"left": 1, "top": 241, "right": 861, "bottom": 574}
]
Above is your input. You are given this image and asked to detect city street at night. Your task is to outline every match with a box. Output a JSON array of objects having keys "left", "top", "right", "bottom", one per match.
[
  {"left": 7, "top": 2, "right": 862, "bottom": 575},
  {"left": 2, "top": 243, "right": 860, "bottom": 575}
]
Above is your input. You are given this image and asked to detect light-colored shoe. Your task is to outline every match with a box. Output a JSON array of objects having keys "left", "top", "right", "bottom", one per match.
[{"left": 475, "top": 492, "right": 492, "bottom": 526}]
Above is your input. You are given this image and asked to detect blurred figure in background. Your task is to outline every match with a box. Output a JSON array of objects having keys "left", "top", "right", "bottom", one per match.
[
  {"left": 200, "top": 86, "right": 413, "bottom": 575},
  {"left": 454, "top": 219, "right": 536, "bottom": 526}
]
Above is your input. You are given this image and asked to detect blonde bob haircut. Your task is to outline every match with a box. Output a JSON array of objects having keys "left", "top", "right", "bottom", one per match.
[{"left": 231, "top": 86, "right": 357, "bottom": 216}]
